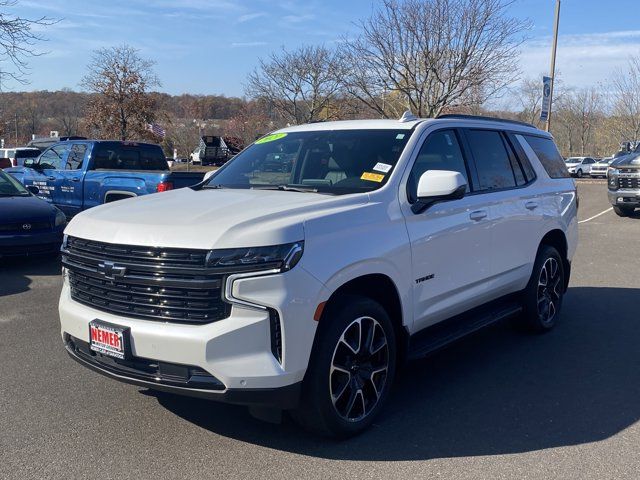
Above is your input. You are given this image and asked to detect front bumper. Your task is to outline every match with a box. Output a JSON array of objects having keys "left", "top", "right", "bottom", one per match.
[
  {"left": 608, "top": 189, "right": 640, "bottom": 207},
  {"left": 59, "top": 265, "right": 326, "bottom": 409},
  {"left": 0, "top": 229, "right": 63, "bottom": 257},
  {"left": 64, "top": 334, "right": 301, "bottom": 408}
]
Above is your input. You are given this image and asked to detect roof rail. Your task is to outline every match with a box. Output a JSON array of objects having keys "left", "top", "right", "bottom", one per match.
[{"left": 435, "top": 114, "right": 537, "bottom": 129}]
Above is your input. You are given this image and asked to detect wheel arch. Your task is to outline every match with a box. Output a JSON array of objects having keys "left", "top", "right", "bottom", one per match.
[
  {"left": 318, "top": 273, "right": 409, "bottom": 364},
  {"left": 539, "top": 228, "right": 570, "bottom": 291}
]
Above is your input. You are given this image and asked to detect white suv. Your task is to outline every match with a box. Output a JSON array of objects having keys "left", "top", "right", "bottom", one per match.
[{"left": 59, "top": 114, "right": 578, "bottom": 437}]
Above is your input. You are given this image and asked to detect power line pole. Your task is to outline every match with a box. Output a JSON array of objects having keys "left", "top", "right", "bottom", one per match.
[
  {"left": 15, "top": 112, "right": 18, "bottom": 146},
  {"left": 545, "top": 0, "right": 561, "bottom": 132}
]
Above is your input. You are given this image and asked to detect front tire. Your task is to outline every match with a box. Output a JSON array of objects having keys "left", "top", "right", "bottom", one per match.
[
  {"left": 518, "top": 245, "right": 565, "bottom": 333},
  {"left": 613, "top": 205, "right": 635, "bottom": 217},
  {"left": 292, "top": 295, "right": 396, "bottom": 437},
  {"left": 576, "top": 169, "right": 583, "bottom": 178}
]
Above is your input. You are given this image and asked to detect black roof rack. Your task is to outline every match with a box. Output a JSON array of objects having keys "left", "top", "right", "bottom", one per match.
[{"left": 435, "top": 114, "right": 537, "bottom": 129}]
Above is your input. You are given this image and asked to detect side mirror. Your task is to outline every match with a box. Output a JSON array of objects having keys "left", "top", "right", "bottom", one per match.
[
  {"left": 412, "top": 170, "right": 467, "bottom": 214},
  {"left": 23, "top": 158, "right": 38, "bottom": 168},
  {"left": 27, "top": 185, "right": 39, "bottom": 195}
]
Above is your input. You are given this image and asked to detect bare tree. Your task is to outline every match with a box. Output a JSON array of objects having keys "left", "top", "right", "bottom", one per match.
[
  {"left": 611, "top": 56, "right": 640, "bottom": 145},
  {"left": 81, "top": 45, "right": 160, "bottom": 141},
  {"left": 566, "top": 87, "right": 603, "bottom": 155},
  {"left": 0, "top": 0, "right": 56, "bottom": 88},
  {"left": 246, "top": 45, "right": 347, "bottom": 124},
  {"left": 340, "top": 0, "right": 530, "bottom": 118}
]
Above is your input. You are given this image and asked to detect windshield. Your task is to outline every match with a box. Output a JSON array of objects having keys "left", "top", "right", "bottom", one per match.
[
  {"left": 0, "top": 170, "right": 30, "bottom": 197},
  {"left": 565, "top": 157, "right": 581, "bottom": 163},
  {"left": 204, "top": 129, "right": 413, "bottom": 195}
]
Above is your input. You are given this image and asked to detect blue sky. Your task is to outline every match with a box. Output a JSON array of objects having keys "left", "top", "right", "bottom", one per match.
[{"left": 4, "top": 0, "right": 640, "bottom": 97}]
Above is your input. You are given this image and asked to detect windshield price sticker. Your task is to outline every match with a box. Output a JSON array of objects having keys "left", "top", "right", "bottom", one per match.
[
  {"left": 361, "top": 172, "right": 385, "bottom": 183},
  {"left": 255, "top": 133, "right": 288, "bottom": 144},
  {"left": 373, "top": 162, "right": 392, "bottom": 173}
]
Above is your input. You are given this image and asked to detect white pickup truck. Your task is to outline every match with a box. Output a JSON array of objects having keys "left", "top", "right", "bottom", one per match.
[{"left": 59, "top": 114, "right": 578, "bottom": 437}]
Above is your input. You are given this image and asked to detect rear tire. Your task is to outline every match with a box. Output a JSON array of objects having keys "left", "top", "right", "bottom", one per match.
[
  {"left": 292, "top": 295, "right": 397, "bottom": 437},
  {"left": 518, "top": 245, "right": 565, "bottom": 333},
  {"left": 613, "top": 205, "right": 635, "bottom": 217}
]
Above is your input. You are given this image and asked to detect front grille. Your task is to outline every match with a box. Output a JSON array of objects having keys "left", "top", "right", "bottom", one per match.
[
  {"left": 617, "top": 177, "right": 640, "bottom": 189},
  {"left": 62, "top": 236, "right": 231, "bottom": 324}
]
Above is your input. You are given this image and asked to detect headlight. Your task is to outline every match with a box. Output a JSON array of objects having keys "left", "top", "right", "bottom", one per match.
[
  {"left": 54, "top": 208, "right": 67, "bottom": 227},
  {"left": 608, "top": 167, "right": 620, "bottom": 175},
  {"left": 206, "top": 242, "right": 304, "bottom": 272}
]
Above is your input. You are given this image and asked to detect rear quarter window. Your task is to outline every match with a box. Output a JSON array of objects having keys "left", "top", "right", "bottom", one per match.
[{"left": 520, "top": 135, "right": 569, "bottom": 179}]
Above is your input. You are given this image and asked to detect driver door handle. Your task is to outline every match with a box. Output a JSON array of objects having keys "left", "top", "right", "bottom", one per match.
[
  {"left": 469, "top": 210, "right": 487, "bottom": 221},
  {"left": 525, "top": 201, "right": 539, "bottom": 210},
  {"left": 70, "top": 177, "right": 81, "bottom": 182},
  {"left": 47, "top": 176, "right": 56, "bottom": 181}
]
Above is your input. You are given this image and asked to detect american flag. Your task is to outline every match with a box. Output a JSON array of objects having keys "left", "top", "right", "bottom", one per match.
[{"left": 147, "top": 123, "right": 166, "bottom": 138}]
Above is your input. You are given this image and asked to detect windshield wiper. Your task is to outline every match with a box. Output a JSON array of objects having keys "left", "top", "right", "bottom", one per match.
[
  {"left": 252, "top": 185, "right": 318, "bottom": 193},
  {"left": 202, "top": 184, "right": 226, "bottom": 189}
]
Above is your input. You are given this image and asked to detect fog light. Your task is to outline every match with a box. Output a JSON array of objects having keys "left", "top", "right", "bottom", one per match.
[{"left": 618, "top": 197, "right": 624, "bottom": 202}]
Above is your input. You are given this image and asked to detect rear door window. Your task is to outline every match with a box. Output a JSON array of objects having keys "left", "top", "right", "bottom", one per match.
[
  {"left": 520, "top": 135, "right": 569, "bottom": 178},
  {"left": 465, "top": 130, "right": 517, "bottom": 191}
]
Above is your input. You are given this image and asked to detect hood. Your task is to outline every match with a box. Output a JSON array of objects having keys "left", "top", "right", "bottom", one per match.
[
  {"left": 0, "top": 195, "right": 55, "bottom": 223},
  {"left": 65, "top": 187, "right": 368, "bottom": 249},
  {"left": 611, "top": 153, "right": 640, "bottom": 168}
]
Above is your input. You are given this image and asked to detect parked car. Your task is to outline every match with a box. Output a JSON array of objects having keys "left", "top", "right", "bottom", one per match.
[
  {"left": 0, "top": 169, "right": 66, "bottom": 258},
  {"left": 59, "top": 114, "right": 577, "bottom": 437},
  {"left": 607, "top": 151, "right": 640, "bottom": 216},
  {"left": 589, "top": 156, "right": 614, "bottom": 178},
  {"left": 565, "top": 156, "right": 596, "bottom": 177},
  {"left": 5, "top": 140, "right": 206, "bottom": 218},
  {"left": 0, "top": 147, "right": 41, "bottom": 168}
]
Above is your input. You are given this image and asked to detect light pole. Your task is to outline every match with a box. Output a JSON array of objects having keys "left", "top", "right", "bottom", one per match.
[{"left": 545, "top": 0, "right": 561, "bottom": 132}]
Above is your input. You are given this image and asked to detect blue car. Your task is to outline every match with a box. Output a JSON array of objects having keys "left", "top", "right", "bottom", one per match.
[{"left": 0, "top": 169, "right": 66, "bottom": 258}]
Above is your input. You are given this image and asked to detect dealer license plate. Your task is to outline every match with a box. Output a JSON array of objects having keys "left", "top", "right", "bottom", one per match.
[{"left": 89, "top": 320, "right": 129, "bottom": 360}]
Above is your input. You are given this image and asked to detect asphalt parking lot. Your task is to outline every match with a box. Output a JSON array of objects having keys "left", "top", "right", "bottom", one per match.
[{"left": 1, "top": 179, "right": 639, "bottom": 480}]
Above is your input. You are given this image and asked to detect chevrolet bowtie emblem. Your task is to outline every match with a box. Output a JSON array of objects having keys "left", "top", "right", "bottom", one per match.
[{"left": 97, "top": 261, "right": 127, "bottom": 279}]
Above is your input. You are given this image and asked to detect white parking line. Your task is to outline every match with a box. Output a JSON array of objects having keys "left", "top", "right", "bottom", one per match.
[{"left": 578, "top": 207, "right": 613, "bottom": 224}]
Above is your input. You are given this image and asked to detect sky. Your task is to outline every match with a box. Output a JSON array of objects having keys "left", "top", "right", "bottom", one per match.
[{"left": 3, "top": 0, "right": 640, "bottom": 99}]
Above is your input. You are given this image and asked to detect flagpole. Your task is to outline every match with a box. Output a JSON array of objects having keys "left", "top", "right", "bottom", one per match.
[{"left": 545, "top": 0, "right": 561, "bottom": 132}]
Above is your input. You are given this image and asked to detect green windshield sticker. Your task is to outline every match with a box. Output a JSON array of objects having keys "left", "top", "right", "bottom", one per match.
[{"left": 255, "top": 133, "right": 288, "bottom": 144}]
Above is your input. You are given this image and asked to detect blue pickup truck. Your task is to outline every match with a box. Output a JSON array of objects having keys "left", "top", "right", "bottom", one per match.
[{"left": 5, "top": 140, "right": 205, "bottom": 217}]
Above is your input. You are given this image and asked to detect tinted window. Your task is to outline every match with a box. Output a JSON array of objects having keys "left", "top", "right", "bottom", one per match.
[
  {"left": 466, "top": 130, "right": 516, "bottom": 190},
  {"left": 91, "top": 143, "right": 168, "bottom": 171},
  {"left": 66, "top": 144, "right": 87, "bottom": 170},
  {"left": 205, "top": 130, "right": 413, "bottom": 195},
  {"left": 38, "top": 145, "right": 68, "bottom": 170},
  {"left": 408, "top": 130, "right": 469, "bottom": 202},
  {"left": 521, "top": 135, "right": 570, "bottom": 178},
  {"left": 15, "top": 149, "right": 40, "bottom": 159}
]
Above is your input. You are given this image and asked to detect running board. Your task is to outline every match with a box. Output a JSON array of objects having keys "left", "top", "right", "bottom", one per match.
[{"left": 407, "top": 299, "right": 523, "bottom": 360}]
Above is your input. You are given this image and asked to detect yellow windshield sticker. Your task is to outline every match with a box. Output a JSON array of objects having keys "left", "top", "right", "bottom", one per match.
[
  {"left": 255, "top": 133, "right": 288, "bottom": 144},
  {"left": 361, "top": 172, "right": 385, "bottom": 183}
]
